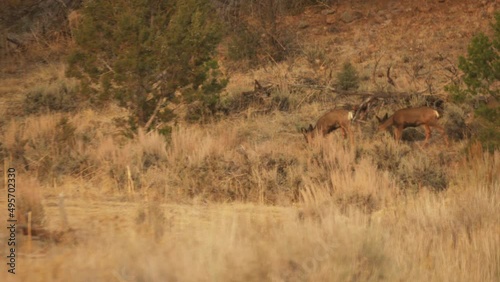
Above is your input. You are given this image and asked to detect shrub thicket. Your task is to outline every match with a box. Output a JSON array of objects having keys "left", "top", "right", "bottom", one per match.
[
  {"left": 24, "top": 80, "right": 79, "bottom": 114},
  {"left": 222, "top": 0, "right": 302, "bottom": 66},
  {"left": 67, "top": 0, "right": 226, "bottom": 131},
  {"left": 446, "top": 12, "right": 500, "bottom": 151}
]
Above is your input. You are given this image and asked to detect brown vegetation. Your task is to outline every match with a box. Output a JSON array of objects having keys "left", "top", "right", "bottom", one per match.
[{"left": 0, "top": 0, "right": 498, "bottom": 281}]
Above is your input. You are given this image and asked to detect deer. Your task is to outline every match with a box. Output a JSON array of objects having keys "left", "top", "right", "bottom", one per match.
[
  {"left": 376, "top": 106, "right": 449, "bottom": 146},
  {"left": 301, "top": 109, "right": 354, "bottom": 143}
]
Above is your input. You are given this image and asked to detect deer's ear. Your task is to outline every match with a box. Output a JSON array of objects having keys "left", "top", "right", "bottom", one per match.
[
  {"left": 308, "top": 124, "right": 314, "bottom": 131},
  {"left": 384, "top": 113, "right": 388, "bottom": 119},
  {"left": 376, "top": 115, "right": 381, "bottom": 122}
]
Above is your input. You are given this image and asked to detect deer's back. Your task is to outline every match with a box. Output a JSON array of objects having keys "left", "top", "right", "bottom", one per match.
[
  {"left": 393, "top": 106, "right": 438, "bottom": 125},
  {"left": 317, "top": 109, "right": 350, "bottom": 128}
]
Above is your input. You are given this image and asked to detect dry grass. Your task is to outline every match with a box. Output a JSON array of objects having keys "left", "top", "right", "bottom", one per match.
[
  {"left": 0, "top": 1, "right": 499, "bottom": 281},
  {"left": 1, "top": 152, "right": 497, "bottom": 281},
  {"left": 1, "top": 109, "right": 498, "bottom": 281}
]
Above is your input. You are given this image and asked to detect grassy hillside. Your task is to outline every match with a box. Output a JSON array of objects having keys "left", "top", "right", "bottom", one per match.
[{"left": 0, "top": 0, "right": 498, "bottom": 281}]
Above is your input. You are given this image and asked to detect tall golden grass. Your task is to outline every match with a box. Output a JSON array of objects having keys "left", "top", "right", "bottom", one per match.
[
  {"left": 0, "top": 106, "right": 498, "bottom": 281},
  {"left": 1, "top": 2, "right": 499, "bottom": 279}
]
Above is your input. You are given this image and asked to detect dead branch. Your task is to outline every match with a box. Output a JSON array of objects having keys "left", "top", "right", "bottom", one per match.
[
  {"left": 372, "top": 53, "right": 384, "bottom": 87},
  {"left": 99, "top": 57, "right": 115, "bottom": 73},
  {"left": 387, "top": 65, "right": 396, "bottom": 87},
  {"left": 145, "top": 97, "right": 166, "bottom": 131},
  {"left": 6, "top": 36, "right": 25, "bottom": 50}
]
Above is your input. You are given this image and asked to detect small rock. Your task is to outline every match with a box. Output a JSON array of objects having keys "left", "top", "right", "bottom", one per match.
[
  {"left": 340, "top": 10, "right": 363, "bottom": 23},
  {"left": 327, "top": 26, "right": 340, "bottom": 33},
  {"left": 321, "top": 9, "right": 336, "bottom": 15},
  {"left": 298, "top": 21, "right": 309, "bottom": 29},
  {"left": 325, "top": 14, "right": 336, "bottom": 24}
]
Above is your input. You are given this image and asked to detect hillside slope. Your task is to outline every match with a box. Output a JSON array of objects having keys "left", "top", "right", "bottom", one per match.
[
  {"left": 226, "top": 0, "right": 498, "bottom": 95},
  {"left": 0, "top": 1, "right": 498, "bottom": 282}
]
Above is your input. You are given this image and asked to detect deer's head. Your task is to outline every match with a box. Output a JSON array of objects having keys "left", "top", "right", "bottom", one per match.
[
  {"left": 301, "top": 124, "right": 316, "bottom": 143},
  {"left": 376, "top": 113, "right": 390, "bottom": 131}
]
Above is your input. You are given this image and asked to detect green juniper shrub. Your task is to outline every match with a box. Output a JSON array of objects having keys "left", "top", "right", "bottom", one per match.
[
  {"left": 446, "top": 12, "right": 500, "bottom": 151},
  {"left": 67, "top": 0, "right": 226, "bottom": 131},
  {"left": 337, "top": 62, "right": 360, "bottom": 91}
]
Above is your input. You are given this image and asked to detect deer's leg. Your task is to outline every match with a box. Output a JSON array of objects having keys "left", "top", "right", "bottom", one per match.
[
  {"left": 395, "top": 126, "right": 403, "bottom": 142},
  {"left": 342, "top": 124, "right": 354, "bottom": 146},
  {"left": 346, "top": 124, "right": 352, "bottom": 139},
  {"left": 348, "top": 125, "right": 354, "bottom": 147},
  {"left": 423, "top": 124, "right": 431, "bottom": 146},
  {"left": 340, "top": 127, "right": 347, "bottom": 139},
  {"left": 319, "top": 127, "right": 327, "bottom": 137}
]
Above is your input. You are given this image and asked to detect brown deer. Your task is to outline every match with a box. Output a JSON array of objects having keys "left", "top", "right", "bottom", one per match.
[
  {"left": 301, "top": 109, "right": 353, "bottom": 143},
  {"left": 376, "top": 106, "right": 449, "bottom": 146}
]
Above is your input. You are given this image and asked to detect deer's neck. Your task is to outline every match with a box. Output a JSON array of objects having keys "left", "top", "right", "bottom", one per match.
[{"left": 380, "top": 116, "right": 394, "bottom": 130}]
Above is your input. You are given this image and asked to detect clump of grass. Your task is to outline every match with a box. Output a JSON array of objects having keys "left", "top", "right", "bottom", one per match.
[
  {"left": 3, "top": 114, "right": 91, "bottom": 182},
  {"left": 300, "top": 140, "right": 398, "bottom": 216},
  {"left": 366, "top": 137, "right": 449, "bottom": 192},
  {"left": 444, "top": 103, "right": 469, "bottom": 141},
  {"left": 302, "top": 43, "right": 331, "bottom": 69},
  {"left": 89, "top": 129, "right": 170, "bottom": 194},
  {"left": 136, "top": 129, "right": 168, "bottom": 169},
  {"left": 163, "top": 124, "right": 303, "bottom": 203},
  {"left": 397, "top": 153, "right": 448, "bottom": 192},
  {"left": 16, "top": 176, "right": 45, "bottom": 227},
  {"left": 369, "top": 138, "right": 412, "bottom": 171},
  {"left": 22, "top": 63, "right": 81, "bottom": 115},
  {"left": 24, "top": 79, "right": 79, "bottom": 114}
]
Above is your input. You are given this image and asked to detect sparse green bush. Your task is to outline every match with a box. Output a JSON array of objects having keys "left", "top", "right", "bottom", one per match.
[
  {"left": 370, "top": 141, "right": 411, "bottom": 171},
  {"left": 444, "top": 104, "right": 469, "bottom": 141},
  {"left": 368, "top": 138, "right": 448, "bottom": 192},
  {"left": 401, "top": 128, "right": 427, "bottom": 142},
  {"left": 474, "top": 107, "right": 500, "bottom": 151},
  {"left": 227, "top": 27, "right": 260, "bottom": 63},
  {"left": 336, "top": 62, "right": 360, "bottom": 91},
  {"left": 446, "top": 12, "right": 500, "bottom": 151},
  {"left": 68, "top": 0, "right": 226, "bottom": 130},
  {"left": 397, "top": 154, "right": 448, "bottom": 192},
  {"left": 184, "top": 60, "right": 228, "bottom": 122},
  {"left": 24, "top": 80, "right": 79, "bottom": 114},
  {"left": 303, "top": 43, "right": 330, "bottom": 68},
  {"left": 10, "top": 116, "right": 94, "bottom": 184},
  {"left": 221, "top": 1, "right": 300, "bottom": 66}
]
